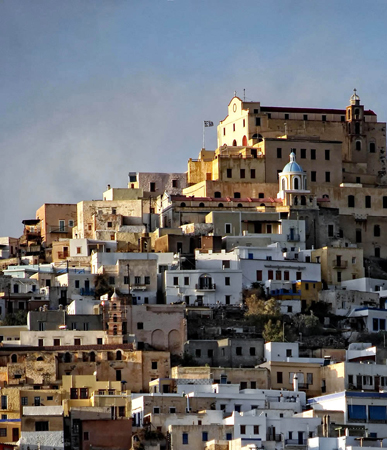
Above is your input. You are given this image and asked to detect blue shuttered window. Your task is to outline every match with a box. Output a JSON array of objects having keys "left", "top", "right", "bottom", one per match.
[
  {"left": 369, "top": 406, "right": 386, "bottom": 421},
  {"left": 348, "top": 405, "right": 366, "bottom": 420}
]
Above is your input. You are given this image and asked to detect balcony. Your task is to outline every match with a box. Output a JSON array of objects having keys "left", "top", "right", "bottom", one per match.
[
  {"left": 332, "top": 259, "right": 348, "bottom": 269},
  {"left": 287, "top": 234, "right": 300, "bottom": 242},
  {"left": 285, "top": 439, "right": 307, "bottom": 446},
  {"left": 49, "top": 226, "right": 70, "bottom": 233},
  {"left": 57, "top": 251, "right": 69, "bottom": 259},
  {"left": 195, "top": 283, "right": 216, "bottom": 291},
  {"left": 80, "top": 288, "right": 95, "bottom": 296},
  {"left": 131, "top": 284, "right": 147, "bottom": 291}
]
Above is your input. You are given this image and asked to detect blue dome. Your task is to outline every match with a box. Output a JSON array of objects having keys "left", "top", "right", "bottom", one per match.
[{"left": 282, "top": 152, "right": 304, "bottom": 173}]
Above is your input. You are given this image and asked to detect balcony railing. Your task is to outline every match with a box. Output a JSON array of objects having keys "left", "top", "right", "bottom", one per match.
[
  {"left": 285, "top": 439, "right": 307, "bottom": 446},
  {"left": 49, "top": 226, "right": 70, "bottom": 233},
  {"left": 287, "top": 234, "right": 300, "bottom": 242},
  {"left": 80, "top": 288, "right": 95, "bottom": 296},
  {"left": 332, "top": 260, "right": 348, "bottom": 269},
  {"left": 195, "top": 283, "right": 216, "bottom": 291},
  {"left": 298, "top": 383, "right": 309, "bottom": 390},
  {"left": 266, "top": 434, "right": 282, "bottom": 442},
  {"left": 131, "top": 284, "right": 147, "bottom": 291}
]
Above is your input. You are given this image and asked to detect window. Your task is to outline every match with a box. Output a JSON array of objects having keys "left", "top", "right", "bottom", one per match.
[
  {"left": 277, "top": 148, "right": 282, "bottom": 159},
  {"left": 225, "top": 295, "right": 231, "bottom": 304},
  {"left": 233, "top": 123, "right": 235, "bottom": 132},
  {"left": 223, "top": 128, "right": 225, "bottom": 136},
  {"left": 223, "top": 260, "right": 230, "bottom": 269},
  {"left": 202, "top": 431, "right": 209, "bottom": 442},
  {"left": 286, "top": 349, "right": 292, "bottom": 357},
  {"left": 258, "top": 192, "right": 264, "bottom": 198},
  {"left": 268, "top": 270, "right": 273, "bottom": 280},
  {"left": 307, "top": 373, "right": 313, "bottom": 385},
  {"left": 256, "top": 270, "right": 262, "bottom": 281},
  {"left": 214, "top": 191, "right": 221, "bottom": 198},
  {"left": 137, "top": 322, "right": 144, "bottom": 330},
  {"left": 236, "top": 347, "right": 242, "bottom": 356},
  {"left": 243, "top": 119, "right": 245, "bottom": 127},
  {"left": 225, "top": 277, "right": 230, "bottom": 286},
  {"left": 250, "top": 169, "right": 256, "bottom": 179},
  {"left": 97, "top": 338, "right": 103, "bottom": 345},
  {"left": 182, "top": 433, "right": 189, "bottom": 445},
  {"left": 208, "top": 349, "right": 213, "bottom": 357},
  {"left": 296, "top": 271, "right": 302, "bottom": 280},
  {"left": 80, "top": 388, "right": 88, "bottom": 399},
  {"left": 285, "top": 114, "right": 289, "bottom": 120},
  {"left": 173, "top": 277, "right": 179, "bottom": 286},
  {"left": 365, "top": 196, "right": 371, "bottom": 208},
  {"left": 35, "top": 421, "right": 49, "bottom": 432},
  {"left": 356, "top": 229, "right": 362, "bottom": 243},
  {"left": 255, "top": 117, "right": 261, "bottom": 126},
  {"left": 348, "top": 195, "right": 355, "bottom": 208},
  {"left": 84, "top": 432, "right": 90, "bottom": 441},
  {"left": 53, "top": 339, "right": 60, "bottom": 346},
  {"left": 311, "top": 149, "right": 316, "bottom": 160},
  {"left": 337, "top": 271, "right": 342, "bottom": 283},
  {"left": 328, "top": 224, "right": 334, "bottom": 237},
  {"left": 250, "top": 347, "right": 256, "bottom": 356},
  {"left": 325, "top": 172, "right": 330, "bottom": 182},
  {"left": 234, "top": 192, "right": 241, "bottom": 198},
  {"left": 107, "top": 221, "right": 112, "bottom": 228},
  {"left": 21, "top": 397, "right": 28, "bottom": 406},
  {"left": 150, "top": 182, "right": 156, "bottom": 192},
  {"left": 151, "top": 361, "right": 158, "bottom": 370},
  {"left": 0, "top": 428, "right": 6, "bottom": 437},
  {"left": 356, "top": 140, "right": 361, "bottom": 150},
  {"left": 38, "top": 339, "right": 44, "bottom": 347},
  {"left": 374, "top": 225, "right": 381, "bottom": 237},
  {"left": 311, "top": 171, "right": 316, "bottom": 182},
  {"left": 74, "top": 338, "right": 81, "bottom": 346},
  {"left": 240, "top": 425, "right": 246, "bottom": 435},
  {"left": 254, "top": 425, "right": 259, "bottom": 435},
  {"left": 284, "top": 271, "right": 290, "bottom": 281},
  {"left": 195, "top": 349, "right": 201, "bottom": 358},
  {"left": 109, "top": 276, "right": 115, "bottom": 285},
  {"left": 325, "top": 149, "right": 330, "bottom": 160},
  {"left": 225, "top": 223, "right": 232, "bottom": 234},
  {"left": 172, "top": 179, "right": 178, "bottom": 188},
  {"left": 370, "top": 142, "right": 376, "bottom": 153},
  {"left": 375, "top": 247, "right": 381, "bottom": 258},
  {"left": 240, "top": 169, "right": 245, "bottom": 178},
  {"left": 226, "top": 168, "right": 232, "bottom": 178},
  {"left": 134, "top": 276, "right": 141, "bottom": 285},
  {"left": 226, "top": 433, "right": 232, "bottom": 441},
  {"left": 277, "top": 372, "right": 283, "bottom": 383},
  {"left": 70, "top": 388, "right": 78, "bottom": 399}
]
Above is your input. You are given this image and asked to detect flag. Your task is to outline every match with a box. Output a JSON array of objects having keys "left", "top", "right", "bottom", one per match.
[{"left": 204, "top": 121, "right": 214, "bottom": 127}]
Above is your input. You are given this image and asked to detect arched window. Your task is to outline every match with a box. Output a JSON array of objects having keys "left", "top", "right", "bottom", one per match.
[
  {"left": 322, "top": 194, "right": 329, "bottom": 199},
  {"left": 242, "top": 135, "right": 247, "bottom": 146},
  {"left": 218, "top": 203, "right": 224, "bottom": 207},
  {"left": 348, "top": 110, "right": 351, "bottom": 120},
  {"left": 348, "top": 195, "right": 355, "bottom": 208},
  {"left": 214, "top": 192, "right": 221, "bottom": 198},
  {"left": 355, "top": 108, "right": 359, "bottom": 118},
  {"left": 355, "top": 123, "right": 360, "bottom": 135},
  {"left": 260, "top": 203, "right": 265, "bottom": 206},
  {"left": 37, "top": 356, "right": 44, "bottom": 361},
  {"left": 113, "top": 326, "right": 118, "bottom": 336},
  {"left": 64, "top": 352, "right": 71, "bottom": 363},
  {"left": 113, "top": 303, "right": 117, "bottom": 310},
  {"left": 294, "top": 196, "right": 298, "bottom": 206},
  {"left": 281, "top": 178, "right": 287, "bottom": 191},
  {"left": 90, "top": 352, "right": 96, "bottom": 362},
  {"left": 301, "top": 196, "right": 306, "bottom": 206},
  {"left": 234, "top": 192, "right": 241, "bottom": 199},
  {"left": 11, "top": 354, "right": 17, "bottom": 363},
  {"left": 356, "top": 140, "right": 361, "bottom": 150},
  {"left": 199, "top": 202, "right": 205, "bottom": 207},
  {"left": 304, "top": 179, "right": 307, "bottom": 190},
  {"left": 180, "top": 202, "right": 186, "bottom": 207},
  {"left": 237, "top": 203, "right": 243, "bottom": 207},
  {"left": 374, "top": 225, "right": 381, "bottom": 237},
  {"left": 198, "top": 274, "right": 214, "bottom": 290},
  {"left": 232, "top": 140, "right": 237, "bottom": 146},
  {"left": 113, "top": 314, "right": 117, "bottom": 323},
  {"left": 293, "top": 177, "right": 299, "bottom": 190},
  {"left": 116, "top": 350, "right": 122, "bottom": 361}
]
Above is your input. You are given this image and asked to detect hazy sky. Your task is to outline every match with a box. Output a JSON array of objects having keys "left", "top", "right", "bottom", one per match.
[{"left": 1, "top": 0, "right": 387, "bottom": 236}]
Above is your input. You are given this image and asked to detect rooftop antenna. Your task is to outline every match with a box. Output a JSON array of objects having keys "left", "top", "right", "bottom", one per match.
[
  {"left": 234, "top": 90, "right": 237, "bottom": 97},
  {"left": 243, "top": 89, "right": 245, "bottom": 101}
]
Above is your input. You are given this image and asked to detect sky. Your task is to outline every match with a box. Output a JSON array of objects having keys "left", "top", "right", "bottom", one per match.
[{"left": 1, "top": 0, "right": 387, "bottom": 236}]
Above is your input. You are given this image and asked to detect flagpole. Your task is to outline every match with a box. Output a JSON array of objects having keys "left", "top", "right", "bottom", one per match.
[{"left": 203, "top": 122, "right": 205, "bottom": 149}]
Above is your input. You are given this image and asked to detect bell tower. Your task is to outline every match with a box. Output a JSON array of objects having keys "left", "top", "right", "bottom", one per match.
[
  {"left": 103, "top": 290, "right": 128, "bottom": 344},
  {"left": 346, "top": 89, "right": 366, "bottom": 162}
]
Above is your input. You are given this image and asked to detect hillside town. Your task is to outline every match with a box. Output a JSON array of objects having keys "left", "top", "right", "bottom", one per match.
[{"left": 1, "top": 91, "right": 387, "bottom": 450}]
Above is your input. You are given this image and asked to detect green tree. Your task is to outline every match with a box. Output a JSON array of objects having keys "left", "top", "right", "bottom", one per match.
[
  {"left": 1, "top": 310, "right": 27, "bottom": 326},
  {"left": 262, "top": 319, "right": 284, "bottom": 342},
  {"left": 94, "top": 273, "right": 114, "bottom": 299}
]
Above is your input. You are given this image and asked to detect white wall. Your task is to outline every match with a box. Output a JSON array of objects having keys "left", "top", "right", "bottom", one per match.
[{"left": 265, "top": 342, "right": 299, "bottom": 362}]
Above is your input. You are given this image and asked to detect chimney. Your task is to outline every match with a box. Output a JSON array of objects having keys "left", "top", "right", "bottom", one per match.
[{"left": 293, "top": 373, "right": 299, "bottom": 392}]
